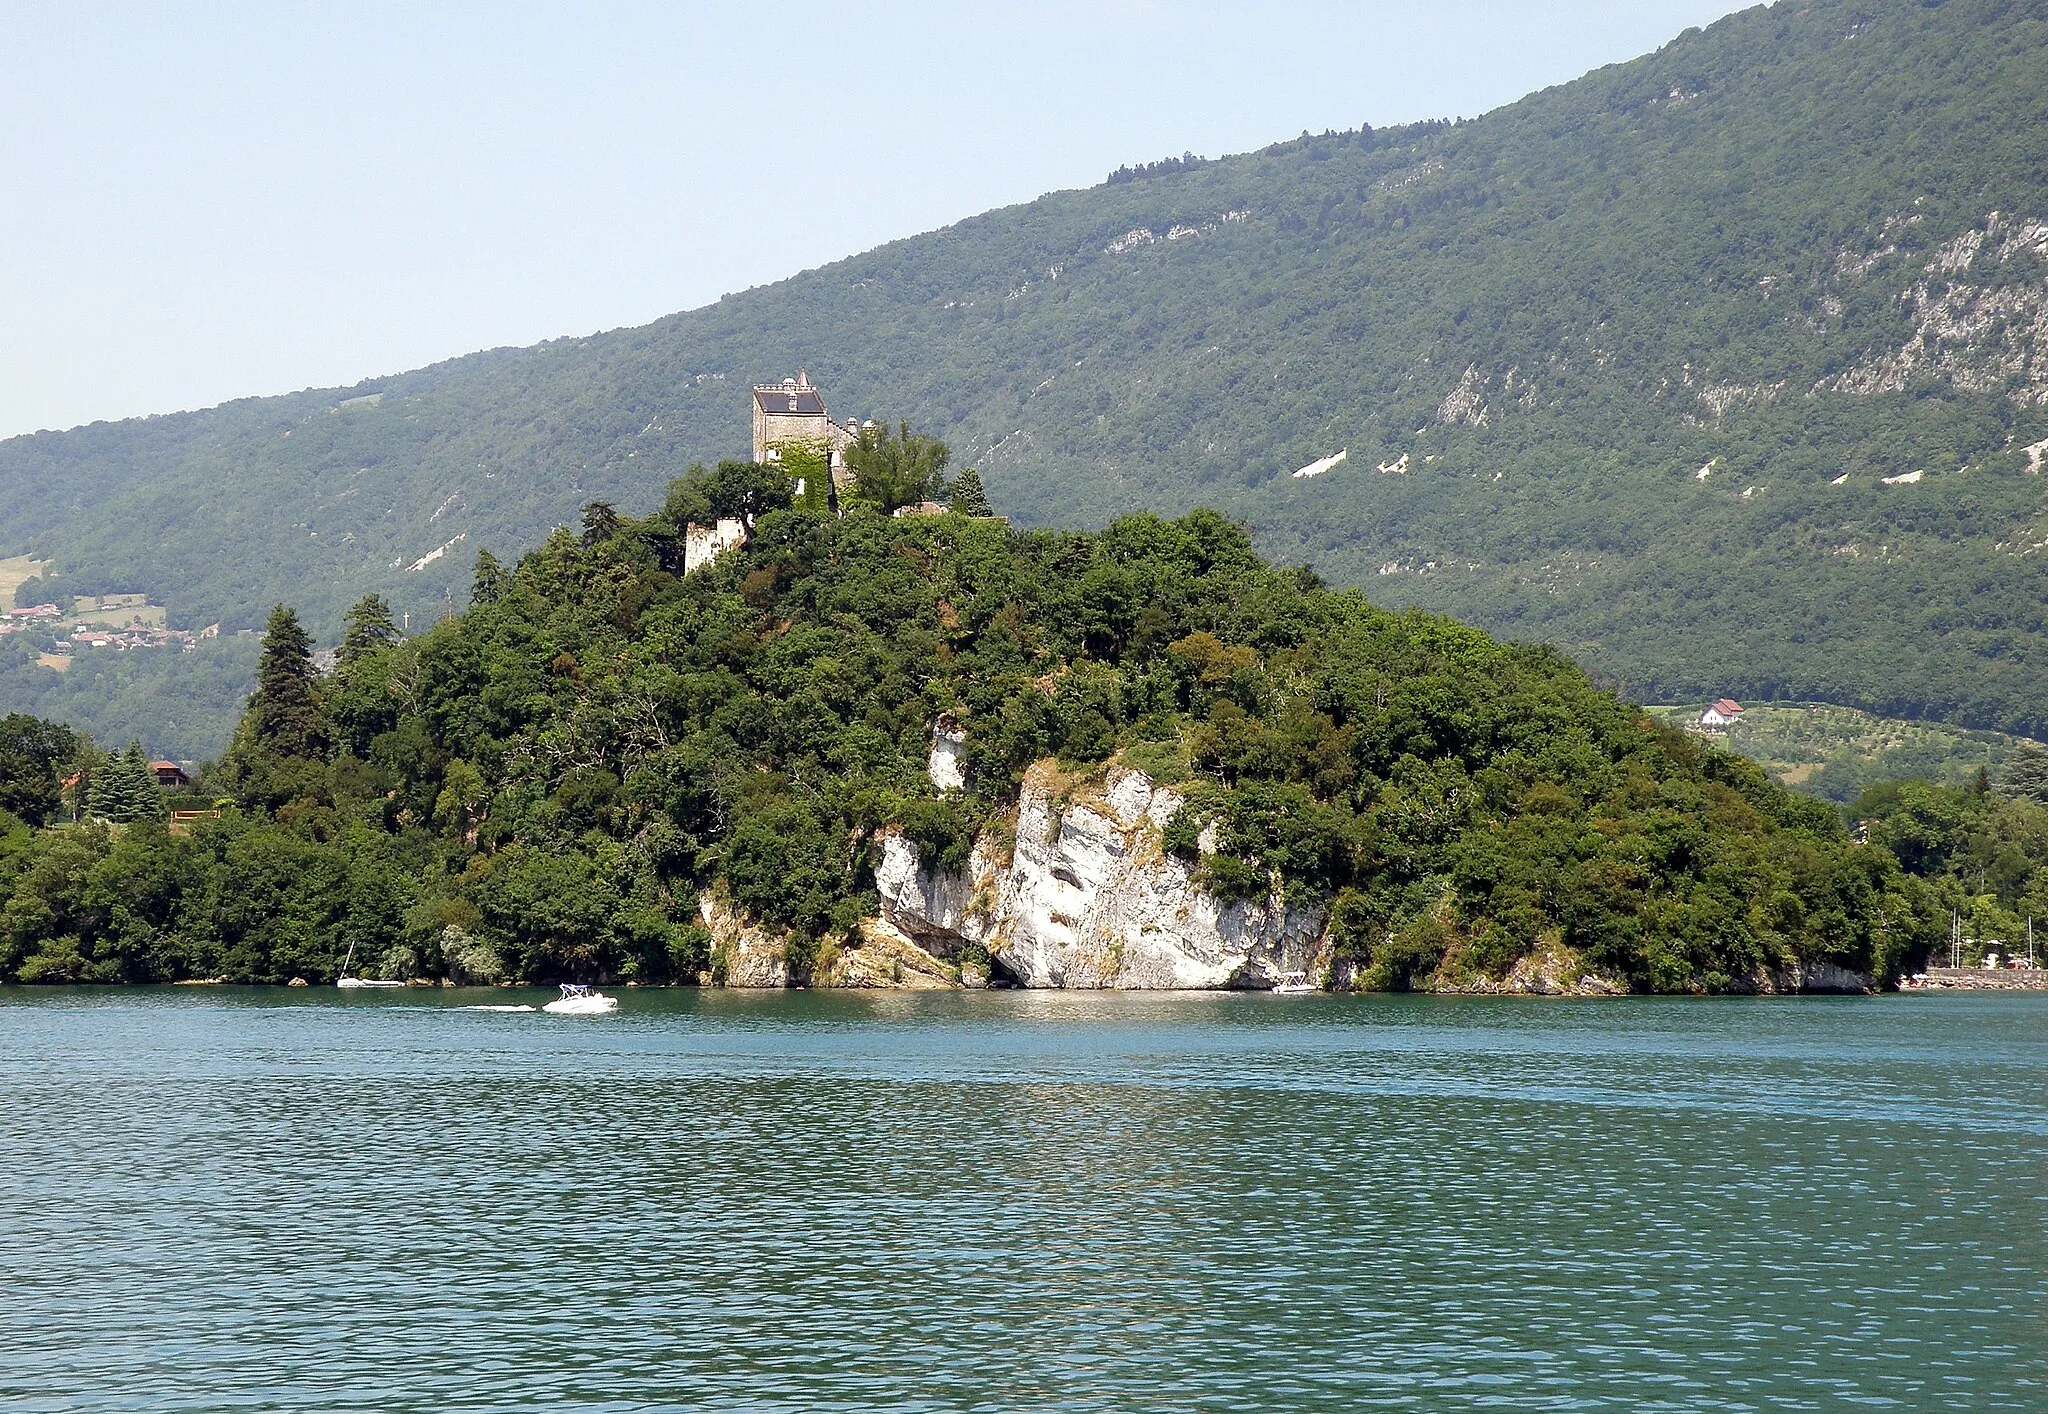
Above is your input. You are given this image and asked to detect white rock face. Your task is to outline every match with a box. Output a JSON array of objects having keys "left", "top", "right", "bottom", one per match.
[
  {"left": 928, "top": 725, "right": 968, "bottom": 792},
  {"left": 878, "top": 763, "right": 1327, "bottom": 989},
  {"left": 1778, "top": 960, "right": 1872, "bottom": 995},
  {"left": 1292, "top": 449, "right": 1347, "bottom": 480},
  {"left": 699, "top": 891, "right": 788, "bottom": 988},
  {"left": 875, "top": 832, "right": 980, "bottom": 946}
]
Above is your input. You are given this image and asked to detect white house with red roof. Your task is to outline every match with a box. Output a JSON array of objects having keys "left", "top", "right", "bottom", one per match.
[{"left": 1698, "top": 699, "right": 1745, "bottom": 730}]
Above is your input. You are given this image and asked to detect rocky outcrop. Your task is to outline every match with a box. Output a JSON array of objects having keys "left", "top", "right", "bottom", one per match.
[
  {"left": 836, "top": 919, "right": 959, "bottom": 989},
  {"left": 1823, "top": 213, "right": 2048, "bottom": 406},
  {"left": 927, "top": 723, "right": 968, "bottom": 792},
  {"left": 699, "top": 890, "right": 790, "bottom": 988},
  {"left": 1434, "top": 940, "right": 1626, "bottom": 997},
  {"left": 722, "top": 770, "right": 1875, "bottom": 995},
  {"left": 1761, "top": 959, "right": 1872, "bottom": 995},
  {"left": 700, "top": 886, "right": 961, "bottom": 989},
  {"left": 878, "top": 762, "right": 1328, "bottom": 990}
]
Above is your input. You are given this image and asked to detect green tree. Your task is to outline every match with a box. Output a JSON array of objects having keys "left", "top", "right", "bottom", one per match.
[
  {"left": 666, "top": 460, "right": 797, "bottom": 529},
  {"left": 471, "top": 549, "right": 508, "bottom": 606},
  {"left": 10, "top": 575, "right": 51, "bottom": 611},
  {"left": 844, "top": 422, "right": 950, "bottom": 513},
  {"left": 0, "top": 713, "right": 76, "bottom": 827},
  {"left": 949, "top": 466, "right": 994, "bottom": 517},
  {"left": 2002, "top": 743, "right": 2048, "bottom": 806},
  {"left": 338, "top": 594, "right": 400, "bottom": 669},
  {"left": 249, "top": 606, "right": 329, "bottom": 760},
  {"left": 707, "top": 460, "right": 796, "bottom": 526},
  {"left": 582, "top": 501, "right": 623, "bottom": 545},
  {"left": 87, "top": 742, "right": 160, "bottom": 824}
]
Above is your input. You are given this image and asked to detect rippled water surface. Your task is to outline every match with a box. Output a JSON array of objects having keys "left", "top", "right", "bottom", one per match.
[{"left": 3, "top": 988, "right": 2045, "bottom": 1411}]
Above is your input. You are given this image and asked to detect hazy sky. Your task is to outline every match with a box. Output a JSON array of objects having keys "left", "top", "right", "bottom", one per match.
[{"left": 0, "top": 1, "right": 1752, "bottom": 438}]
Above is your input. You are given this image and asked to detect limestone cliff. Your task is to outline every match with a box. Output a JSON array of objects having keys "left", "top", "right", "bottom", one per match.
[{"left": 877, "top": 761, "right": 1328, "bottom": 990}]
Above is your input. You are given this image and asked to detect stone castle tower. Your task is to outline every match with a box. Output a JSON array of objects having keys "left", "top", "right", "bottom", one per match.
[{"left": 752, "top": 372, "right": 862, "bottom": 494}]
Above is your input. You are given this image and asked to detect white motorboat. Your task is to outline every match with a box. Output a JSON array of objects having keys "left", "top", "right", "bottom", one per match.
[
  {"left": 1271, "top": 971, "right": 1318, "bottom": 994},
  {"left": 542, "top": 983, "right": 620, "bottom": 1016}
]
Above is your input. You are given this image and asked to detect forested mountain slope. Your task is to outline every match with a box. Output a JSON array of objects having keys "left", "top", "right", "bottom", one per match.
[{"left": 7, "top": 0, "right": 2048, "bottom": 745}]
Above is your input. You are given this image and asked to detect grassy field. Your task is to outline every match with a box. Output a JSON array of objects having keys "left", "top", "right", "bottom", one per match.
[
  {"left": 70, "top": 602, "right": 167, "bottom": 630},
  {"left": 0, "top": 555, "right": 49, "bottom": 610},
  {"left": 1645, "top": 702, "right": 2037, "bottom": 804}
]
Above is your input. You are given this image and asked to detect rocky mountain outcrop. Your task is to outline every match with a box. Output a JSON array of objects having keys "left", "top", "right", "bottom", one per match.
[
  {"left": 1824, "top": 212, "right": 2048, "bottom": 405},
  {"left": 876, "top": 762, "right": 1328, "bottom": 990}
]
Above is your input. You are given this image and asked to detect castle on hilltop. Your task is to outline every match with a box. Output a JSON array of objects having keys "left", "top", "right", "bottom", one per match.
[
  {"left": 752, "top": 372, "right": 865, "bottom": 495},
  {"left": 681, "top": 371, "right": 980, "bottom": 577}
]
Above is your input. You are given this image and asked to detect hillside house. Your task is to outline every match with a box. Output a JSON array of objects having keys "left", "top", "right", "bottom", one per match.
[
  {"left": 151, "top": 761, "right": 191, "bottom": 789},
  {"left": 1699, "top": 699, "right": 1745, "bottom": 730}
]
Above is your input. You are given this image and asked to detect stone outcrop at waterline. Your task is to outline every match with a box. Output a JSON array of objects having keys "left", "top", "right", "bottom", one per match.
[
  {"left": 700, "top": 761, "right": 1327, "bottom": 991},
  {"left": 696, "top": 757, "right": 1876, "bottom": 995},
  {"left": 878, "top": 762, "right": 1326, "bottom": 989}
]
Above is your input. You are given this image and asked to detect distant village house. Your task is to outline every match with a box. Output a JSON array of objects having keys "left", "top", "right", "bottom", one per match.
[{"left": 1697, "top": 699, "right": 1745, "bottom": 732}]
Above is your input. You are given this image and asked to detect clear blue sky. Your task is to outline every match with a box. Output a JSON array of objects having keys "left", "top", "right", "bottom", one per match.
[{"left": 0, "top": 1, "right": 1751, "bottom": 438}]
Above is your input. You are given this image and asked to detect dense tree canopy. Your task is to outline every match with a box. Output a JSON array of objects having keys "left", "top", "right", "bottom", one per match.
[
  {"left": 844, "top": 423, "right": 951, "bottom": 513},
  {"left": 0, "top": 714, "right": 76, "bottom": 828},
  {"left": 0, "top": 488, "right": 1955, "bottom": 989}
]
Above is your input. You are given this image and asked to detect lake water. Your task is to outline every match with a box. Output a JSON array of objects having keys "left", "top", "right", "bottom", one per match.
[{"left": 2, "top": 988, "right": 2044, "bottom": 1412}]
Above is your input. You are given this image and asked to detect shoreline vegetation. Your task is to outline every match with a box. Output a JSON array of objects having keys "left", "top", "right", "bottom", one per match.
[{"left": 2, "top": 457, "right": 2041, "bottom": 995}]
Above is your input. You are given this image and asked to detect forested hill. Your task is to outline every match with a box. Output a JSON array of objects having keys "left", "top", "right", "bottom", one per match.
[
  {"left": 8, "top": 0, "right": 2048, "bottom": 743},
  {"left": 0, "top": 491, "right": 1946, "bottom": 991}
]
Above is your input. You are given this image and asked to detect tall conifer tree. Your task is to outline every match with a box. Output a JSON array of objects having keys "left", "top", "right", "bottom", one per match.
[
  {"left": 88, "top": 742, "right": 160, "bottom": 823},
  {"left": 950, "top": 467, "right": 994, "bottom": 517},
  {"left": 471, "top": 550, "right": 508, "bottom": 606},
  {"left": 338, "top": 594, "right": 399, "bottom": 669},
  {"left": 251, "top": 606, "right": 329, "bottom": 760}
]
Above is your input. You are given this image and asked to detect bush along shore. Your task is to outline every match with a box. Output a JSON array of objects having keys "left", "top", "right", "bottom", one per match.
[{"left": 0, "top": 463, "right": 1962, "bottom": 991}]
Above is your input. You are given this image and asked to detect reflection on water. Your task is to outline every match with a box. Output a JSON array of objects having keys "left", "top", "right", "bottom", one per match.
[{"left": 3, "top": 987, "right": 2045, "bottom": 1411}]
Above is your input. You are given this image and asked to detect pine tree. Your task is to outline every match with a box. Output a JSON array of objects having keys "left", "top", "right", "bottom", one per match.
[
  {"left": 2003, "top": 743, "right": 2048, "bottom": 805},
  {"left": 338, "top": 594, "right": 399, "bottom": 669},
  {"left": 118, "top": 743, "right": 162, "bottom": 822},
  {"left": 581, "top": 501, "right": 622, "bottom": 545},
  {"left": 88, "top": 742, "right": 161, "bottom": 823},
  {"left": 471, "top": 549, "right": 508, "bottom": 606},
  {"left": 250, "top": 605, "right": 329, "bottom": 760},
  {"left": 950, "top": 466, "right": 995, "bottom": 517},
  {"left": 83, "top": 750, "right": 113, "bottom": 822}
]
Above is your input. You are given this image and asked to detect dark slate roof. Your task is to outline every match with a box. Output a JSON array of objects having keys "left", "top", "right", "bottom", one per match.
[{"left": 754, "top": 388, "right": 826, "bottom": 415}]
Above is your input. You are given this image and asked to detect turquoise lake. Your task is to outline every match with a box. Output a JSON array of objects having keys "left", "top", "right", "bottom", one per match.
[{"left": 2, "top": 988, "right": 2043, "bottom": 1411}]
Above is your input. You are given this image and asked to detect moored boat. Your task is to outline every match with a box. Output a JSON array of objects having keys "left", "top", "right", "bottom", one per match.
[{"left": 335, "top": 940, "right": 405, "bottom": 989}]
